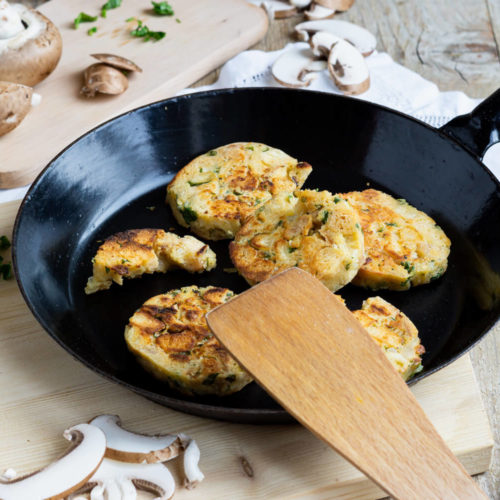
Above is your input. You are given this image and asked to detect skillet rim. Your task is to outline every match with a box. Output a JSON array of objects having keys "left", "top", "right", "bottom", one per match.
[{"left": 12, "top": 87, "right": 500, "bottom": 419}]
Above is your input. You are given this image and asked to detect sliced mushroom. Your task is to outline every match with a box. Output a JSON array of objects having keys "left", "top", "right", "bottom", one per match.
[
  {"left": 81, "top": 63, "right": 129, "bottom": 97},
  {"left": 248, "top": 0, "right": 297, "bottom": 20},
  {"left": 305, "top": 3, "right": 336, "bottom": 20},
  {"left": 294, "top": 19, "right": 376, "bottom": 56},
  {"left": 272, "top": 45, "right": 327, "bottom": 88},
  {"left": 71, "top": 459, "right": 176, "bottom": 500},
  {"left": 327, "top": 38, "right": 370, "bottom": 95},
  {"left": 314, "top": 0, "right": 354, "bottom": 11},
  {"left": 0, "top": 0, "right": 62, "bottom": 86},
  {"left": 91, "top": 53, "right": 143, "bottom": 73},
  {"left": 289, "top": 0, "right": 312, "bottom": 8},
  {"left": 0, "top": 80, "right": 40, "bottom": 136},
  {"left": 0, "top": 424, "right": 106, "bottom": 500},
  {"left": 89, "top": 414, "right": 183, "bottom": 464},
  {"left": 310, "top": 31, "right": 343, "bottom": 57},
  {"left": 178, "top": 433, "right": 205, "bottom": 489}
]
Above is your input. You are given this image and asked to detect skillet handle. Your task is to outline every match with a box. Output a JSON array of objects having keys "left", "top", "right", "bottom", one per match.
[{"left": 439, "top": 88, "right": 500, "bottom": 159}]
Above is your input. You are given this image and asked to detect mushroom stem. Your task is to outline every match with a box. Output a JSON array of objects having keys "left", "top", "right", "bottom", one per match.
[
  {"left": 0, "top": 424, "right": 106, "bottom": 500},
  {"left": 0, "top": 0, "right": 23, "bottom": 39},
  {"left": 89, "top": 414, "right": 183, "bottom": 464}
]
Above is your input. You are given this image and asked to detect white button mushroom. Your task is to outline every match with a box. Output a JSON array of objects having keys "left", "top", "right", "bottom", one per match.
[{"left": 0, "top": 0, "right": 62, "bottom": 86}]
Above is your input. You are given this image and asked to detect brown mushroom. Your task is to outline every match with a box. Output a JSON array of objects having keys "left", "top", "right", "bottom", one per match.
[
  {"left": 0, "top": 0, "right": 62, "bottom": 86},
  {"left": 314, "top": 0, "right": 354, "bottom": 11},
  {"left": 91, "top": 53, "right": 143, "bottom": 73},
  {"left": 0, "top": 80, "right": 40, "bottom": 136},
  {"left": 81, "top": 64, "right": 129, "bottom": 98}
]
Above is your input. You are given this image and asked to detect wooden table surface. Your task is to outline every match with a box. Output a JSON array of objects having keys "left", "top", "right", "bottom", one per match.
[{"left": 20, "top": 1, "right": 500, "bottom": 497}]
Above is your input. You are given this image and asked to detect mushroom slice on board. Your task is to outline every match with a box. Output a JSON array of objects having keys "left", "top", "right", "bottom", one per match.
[
  {"left": 327, "top": 38, "right": 370, "bottom": 95},
  {"left": 91, "top": 53, "right": 143, "bottom": 73},
  {"left": 0, "top": 424, "right": 106, "bottom": 500},
  {"left": 305, "top": 3, "right": 336, "bottom": 20},
  {"left": 272, "top": 45, "right": 327, "bottom": 88},
  {"left": 0, "top": 81, "right": 40, "bottom": 136},
  {"left": 70, "top": 459, "right": 176, "bottom": 500},
  {"left": 178, "top": 433, "right": 205, "bottom": 489},
  {"left": 89, "top": 414, "right": 183, "bottom": 464},
  {"left": 0, "top": 0, "right": 62, "bottom": 86},
  {"left": 247, "top": 0, "right": 297, "bottom": 20},
  {"left": 294, "top": 19, "right": 376, "bottom": 56},
  {"left": 81, "top": 63, "right": 129, "bottom": 97},
  {"left": 314, "top": 0, "right": 354, "bottom": 11}
]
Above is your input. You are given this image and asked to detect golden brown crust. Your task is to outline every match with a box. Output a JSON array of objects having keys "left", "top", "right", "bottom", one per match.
[
  {"left": 125, "top": 286, "right": 253, "bottom": 396},
  {"left": 166, "top": 143, "right": 312, "bottom": 240},
  {"left": 353, "top": 296, "right": 424, "bottom": 381},
  {"left": 230, "top": 189, "right": 365, "bottom": 291},
  {"left": 85, "top": 229, "right": 216, "bottom": 294},
  {"left": 344, "top": 189, "right": 451, "bottom": 291}
]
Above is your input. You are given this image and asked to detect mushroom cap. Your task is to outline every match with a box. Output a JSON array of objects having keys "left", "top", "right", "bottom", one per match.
[
  {"left": 314, "top": 0, "right": 354, "bottom": 11},
  {"left": 0, "top": 5, "right": 62, "bottom": 86},
  {"left": 0, "top": 80, "right": 33, "bottom": 136},
  {"left": 81, "top": 63, "right": 129, "bottom": 98},
  {"left": 91, "top": 53, "right": 143, "bottom": 73}
]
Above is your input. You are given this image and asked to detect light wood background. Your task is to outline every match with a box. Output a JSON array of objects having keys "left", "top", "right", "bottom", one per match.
[{"left": 18, "top": 0, "right": 500, "bottom": 497}]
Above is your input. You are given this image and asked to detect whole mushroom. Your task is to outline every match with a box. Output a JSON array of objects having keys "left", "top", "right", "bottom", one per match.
[
  {"left": 0, "top": 0, "right": 62, "bottom": 86},
  {"left": 0, "top": 80, "right": 41, "bottom": 136}
]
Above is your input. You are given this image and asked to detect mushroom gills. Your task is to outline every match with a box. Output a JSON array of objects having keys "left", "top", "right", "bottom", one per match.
[
  {"left": 272, "top": 45, "right": 327, "bottom": 88},
  {"left": 0, "top": 424, "right": 106, "bottom": 500},
  {"left": 295, "top": 19, "right": 376, "bottom": 56}
]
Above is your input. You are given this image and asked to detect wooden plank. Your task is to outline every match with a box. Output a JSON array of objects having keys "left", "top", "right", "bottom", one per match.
[
  {"left": 0, "top": 0, "right": 268, "bottom": 189},
  {"left": 0, "top": 200, "right": 493, "bottom": 498}
]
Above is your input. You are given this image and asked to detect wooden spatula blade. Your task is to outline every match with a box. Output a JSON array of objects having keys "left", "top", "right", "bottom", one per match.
[{"left": 206, "top": 268, "right": 486, "bottom": 500}]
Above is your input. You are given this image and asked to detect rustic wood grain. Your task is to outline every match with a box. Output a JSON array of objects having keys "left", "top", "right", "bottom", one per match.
[
  {"left": 207, "top": 268, "right": 487, "bottom": 500},
  {"left": 11, "top": 1, "right": 500, "bottom": 497}
]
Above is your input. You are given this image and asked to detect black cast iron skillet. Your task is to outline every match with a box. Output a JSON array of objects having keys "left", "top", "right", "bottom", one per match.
[{"left": 13, "top": 88, "right": 500, "bottom": 424}]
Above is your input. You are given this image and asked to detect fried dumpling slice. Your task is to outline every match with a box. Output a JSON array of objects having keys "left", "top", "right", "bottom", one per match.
[{"left": 85, "top": 229, "right": 216, "bottom": 294}]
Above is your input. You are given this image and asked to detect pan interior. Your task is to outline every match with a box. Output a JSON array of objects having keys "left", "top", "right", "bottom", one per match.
[{"left": 14, "top": 89, "right": 500, "bottom": 422}]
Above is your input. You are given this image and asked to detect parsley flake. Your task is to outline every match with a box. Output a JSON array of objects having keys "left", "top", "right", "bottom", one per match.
[
  {"left": 74, "top": 12, "right": 98, "bottom": 29},
  {"left": 152, "top": 1, "right": 174, "bottom": 15},
  {"left": 129, "top": 18, "right": 166, "bottom": 41},
  {"left": 101, "top": 0, "right": 121, "bottom": 18},
  {"left": 87, "top": 26, "right": 98, "bottom": 35}
]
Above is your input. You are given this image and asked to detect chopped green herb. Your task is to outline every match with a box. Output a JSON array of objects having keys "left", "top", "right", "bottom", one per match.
[
  {"left": 175, "top": 18, "right": 181, "bottom": 23},
  {"left": 121, "top": 259, "right": 130, "bottom": 264},
  {"left": 74, "top": 12, "right": 98, "bottom": 29},
  {"left": 333, "top": 196, "right": 341, "bottom": 204},
  {"left": 355, "top": 223, "right": 360, "bottom": 229},
  {"left": 146, "top": 205, "right": 156, "bottom": 211},
  {"left": 151, "top": 1, "right": 174, "bottom": 16},
  {"left": 263, "top": 251, "right": 273, "bottom": 260},
  {"left": 179, "top": 205, "right": 197, "bottom": 224},
  {"left": 105, "top": 266, "right": 110, "bottom": 273},
  {"left": 261, "top": 146, "right": 269, "bottom": 152},
  {"left": 226, "top": 291, "right": 234, "bottom": 298},
  {"left": 101, "top": 0, "right": 121, "bottom": 17},
  {"left": 287, "top": 194, "right": 294, "bottom": 202},
  {"left": 312, "top": 188, "right": 319, "bottom": 192},
  {"left": 202, "top": 373, "right": 219, "bottom": 385},
  {"left": 1, "top": 263, "right": 12, "bottom": 280},
  {"left": 385, "top": 222, "right": 398, "bottom": 227},
  {"left": 321, "top": 211, "right": 329, "bottom": 224},
  {"left": 288, "top": 247, "right": 297, "bottom": 253},
  {"left": 0, "top": 236, "right": 10, "bottom": 251},
  {"left": 245, "top": 145, "right": 254, "bottom": 151},
  {"left": 199, "top": 167, "right": 203, "bottom": 173},
  {"left": 345, "top": 262, "right": 351, "bottom": 270},
  {"left": 430, "top": 270, "right": 444, "bottom": 281},
  {"left": 225, "top": 374, "right": 236, "bottom": 382},
  {"left": 377, "top": 227, "right": 385, "bottom": 232},
  {"left": 397, "top": 198, "right": 408, "bottom": 205},
  {"left": 207, "top": 150, "right": 217, "bottom": 156},
  {"left": 401, "top": 261, "right": 415, "bottom": 274},
  {"left": 276, "top": 220, "right": 284, "bottom": 228},
  {"left": 87, "top": 26, "right": 98, "bottom": 35},
  {"left": 128, "top": 18, "right": 166, "bottom": 41}
]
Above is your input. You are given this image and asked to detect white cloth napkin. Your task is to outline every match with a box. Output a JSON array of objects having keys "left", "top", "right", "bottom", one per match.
[{"left": 1, "top": 43, "right": 499, "bottom": 204}]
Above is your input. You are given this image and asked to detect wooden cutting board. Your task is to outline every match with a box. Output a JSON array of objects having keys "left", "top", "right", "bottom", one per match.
[
  {"left": 0, "top": 0, "right": 268, "bottom": 189},
  {"left": 0, "top": 201, "right": 493, "bottom": 499}
]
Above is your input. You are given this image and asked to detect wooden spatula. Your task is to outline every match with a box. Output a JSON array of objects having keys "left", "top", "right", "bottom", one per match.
[{"left": 206, "top": 268, "right": 486, "bottom": 500}]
